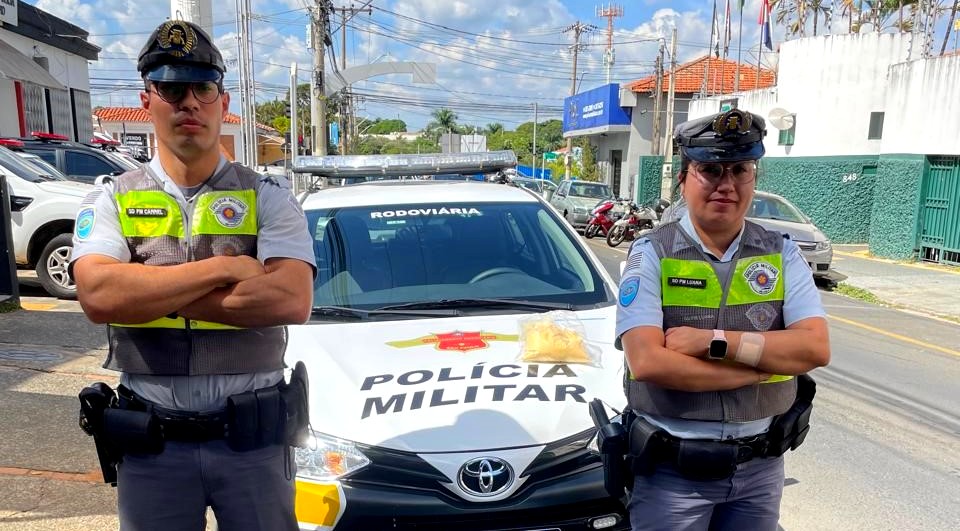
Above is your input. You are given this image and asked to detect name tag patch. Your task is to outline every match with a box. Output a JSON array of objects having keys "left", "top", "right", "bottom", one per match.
[
  {"left": 668, "top": 277, "right": 707, "bottom": 289},
  {"left": 126, "top": 207, "right": 168, "bottom": 217}
]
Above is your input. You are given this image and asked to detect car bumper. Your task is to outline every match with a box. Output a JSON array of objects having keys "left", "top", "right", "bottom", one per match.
[
  {"left": 799, "top": 247, "right": 833, "bottom": 277},
  {"left": 296, "top": 463, "right": 630, "bottom": 530},
  {"left": 569, "top": 212, "right": 591, "bottom": 227}
]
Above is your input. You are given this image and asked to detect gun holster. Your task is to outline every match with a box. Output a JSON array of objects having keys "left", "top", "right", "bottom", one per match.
[
  {"left": 766, "top": 373, "right": 816, "bottom": 457},
  {"left": 588, "top": 400, "right": 632, "bottom": 498},
  {"left": 226, "top": 361, "right": 310, "bottom": 452},
  {"left": 78, "top": 383, "right": 122, "bottom": 485}
]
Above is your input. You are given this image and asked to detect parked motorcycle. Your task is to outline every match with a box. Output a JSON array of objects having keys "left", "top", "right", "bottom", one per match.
[
  {"left": 606, "top": 201, "right": 658, "bottom": 248},
  {"left": 584, "top": 199, "right": 618, "bottom": 239}
]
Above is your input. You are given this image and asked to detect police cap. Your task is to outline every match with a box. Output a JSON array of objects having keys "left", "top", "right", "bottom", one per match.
[
  {"left": 674, "top": 109, "right": 766, "bottom": 163},
  {"left": 138, "top": 20, "right": 226, "bottom": 82}
]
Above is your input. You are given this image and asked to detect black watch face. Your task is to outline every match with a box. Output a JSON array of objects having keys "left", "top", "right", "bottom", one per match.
[{"left": 709, "top": 339, "right": 727, "bottom": 359}]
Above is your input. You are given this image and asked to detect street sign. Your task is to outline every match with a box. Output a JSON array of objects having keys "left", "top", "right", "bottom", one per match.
[{"left": 543, "top": 152, "right": 558, "bottom": 161}]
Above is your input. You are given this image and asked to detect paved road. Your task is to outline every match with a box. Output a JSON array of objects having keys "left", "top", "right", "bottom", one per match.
[{"left": 584, "top": 237, "right": 960, "bottom": 531}]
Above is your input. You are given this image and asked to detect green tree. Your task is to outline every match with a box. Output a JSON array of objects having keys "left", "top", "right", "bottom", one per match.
[
  {"left": 365, "top": 118, "right": 407, "bottom": 134},
  {"left": 271, "top": 116, "right": 290, "bottom": 135},
  {"left": 424, "top": 108, "right": 459, "bottom": 141}
]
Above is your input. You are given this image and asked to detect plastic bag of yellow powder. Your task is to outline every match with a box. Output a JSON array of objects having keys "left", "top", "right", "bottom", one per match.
[{"left": 518, "top": 310, "right": 601, "bottom": 367}]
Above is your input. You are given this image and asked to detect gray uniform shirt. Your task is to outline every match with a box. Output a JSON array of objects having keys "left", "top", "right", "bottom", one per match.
[{"left": 71, "top": 157, "right": 317, "bottom": 412}]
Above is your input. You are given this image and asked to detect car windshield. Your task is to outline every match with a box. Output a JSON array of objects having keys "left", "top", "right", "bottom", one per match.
[
  {"left": 101, "top": 150, "right": 139, "bottom": 171},
  {"left": 748, "top": 195, "right": 808, "bottom": 224},
  {"left": 306, "top": 201, "right": 611, "bottom": 316},
  {"left": 568, "top": 182, "right": 611, "bottom": 199},
  {"left": 515, "top": 180, "right": 542, "bottom": 192},
  {"left": 18, "top": 154, "right": 68, "bottom": 181},
  {"left": 0, "top": 146, "right": 58, "bottom": 183}
]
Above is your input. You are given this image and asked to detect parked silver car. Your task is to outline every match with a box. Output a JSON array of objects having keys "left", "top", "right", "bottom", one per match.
[
  {"left": 549, "top": 180, "right": 614, "bottom": 229},
  {"left": 749, "top": 191, "right": 833, "bottom": 277}
]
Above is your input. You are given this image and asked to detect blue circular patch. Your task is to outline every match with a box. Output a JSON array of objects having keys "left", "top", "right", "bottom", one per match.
[
  {"left": 76, "top": 208, "right": 95, "bottom": 240},
  {"left": 619, "top": 276, "right": 640, "bottom": 307}
]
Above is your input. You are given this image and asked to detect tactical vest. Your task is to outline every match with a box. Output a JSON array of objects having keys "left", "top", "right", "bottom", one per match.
[
  {"left": 625, "top": 220, "right": 797, "bottom": 422},
  {"left": 104, "top": 163, "right": 287, "bottom": 376}
]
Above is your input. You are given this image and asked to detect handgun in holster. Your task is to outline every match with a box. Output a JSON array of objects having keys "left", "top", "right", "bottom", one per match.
[
  {"left": 78, "top": 383, "right": 121, "bottom": 486},
  {"left": 766, "top": 373, "right": 817, "bottom": 457},
  {"left": 588, "top": 399, "right": 629, "bottom": 499}
]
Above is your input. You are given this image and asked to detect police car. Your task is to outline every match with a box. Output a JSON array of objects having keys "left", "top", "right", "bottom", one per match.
[{"left": 287, "top": 152, "right": 630, "bottom": 530}]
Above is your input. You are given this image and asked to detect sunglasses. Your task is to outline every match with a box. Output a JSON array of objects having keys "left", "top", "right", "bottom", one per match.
[
  {"left": 150, "top": 81, "right": 223, "bottom": 105},
  {"left": 692, "top": 161, "right": 757, "bottom": 184}
]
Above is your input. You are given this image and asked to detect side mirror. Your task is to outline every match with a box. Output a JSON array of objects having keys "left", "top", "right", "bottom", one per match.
[{"left": 95, "top": 175, "right": 114, "bottom": 186}]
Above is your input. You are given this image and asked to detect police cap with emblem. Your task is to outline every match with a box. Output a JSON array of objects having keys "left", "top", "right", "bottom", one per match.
[
  {"left": 138, "top": 20, "right": 226, "bottom": 82},
  {"left": 674, "top": 109, "right": 766, "bottom": 163}
]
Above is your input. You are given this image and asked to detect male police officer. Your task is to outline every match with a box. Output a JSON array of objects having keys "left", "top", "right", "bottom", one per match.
[
  {"left": 615, "top": 109, "right": 830, "bottom": 530},
  {"left": 71, "top": 19, "right": 315, "bottom": 530}
]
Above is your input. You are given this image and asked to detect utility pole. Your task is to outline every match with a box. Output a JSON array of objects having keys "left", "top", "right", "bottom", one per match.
[
  {"left": 532, "top": 102, "right": 538, "bottom": 179},
  {"left": 596, "top": 4, "right": 624, "bottom": 85},
  {"left": 235, "top": 0, "right": 257, "bottom": 167},
  {"left": 333, "top": 3, "right": 372, "bottom": 156},
  {"left": 311, "top": 1, "right": 330, "bottom": 156},
  {"left": 563, "top": 21, "right": 596, "bottom": 179},
  {"left": 290, "top": 62, "right": 299, "bottom": 165},
  {"left": 661, "top": 26, "right": 678, "bottom": 201},
  {"left": 651, "top": 40, "right": 664, "bottom": 155}
]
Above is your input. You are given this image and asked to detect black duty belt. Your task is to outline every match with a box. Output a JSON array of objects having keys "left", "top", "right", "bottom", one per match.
[
  {"left": 657, "top": 432, "right": 770, "bottom": 465},
  {"left": 117, "top": 385, "right": 228, "bottom": 442}
]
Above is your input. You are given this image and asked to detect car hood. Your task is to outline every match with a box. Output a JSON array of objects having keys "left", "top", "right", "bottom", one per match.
[
  {"left": 286, "top": 306, "right": 625, "bottom": 452},
  {"left": 568, "top": 196, "right": 604, "bottom": 210},
  {"left": 748, "top": 217, "right": 825, "bottom": 242},
  {"left": 34, "top": 180, "right": 93, "bottom": 198}
]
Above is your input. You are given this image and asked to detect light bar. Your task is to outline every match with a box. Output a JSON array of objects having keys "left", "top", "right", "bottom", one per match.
[
  {"left": 0, "top": 138, "right": 24, "bottom": 148},
  {"left": 90, "top": 137, "right": 120, "bottom": 145},
  {"left": 293, "top": 150, "right": 518, "bottom": 177},
  {"left": 31, "top": 132, "right": 69, "bottom": 141}
]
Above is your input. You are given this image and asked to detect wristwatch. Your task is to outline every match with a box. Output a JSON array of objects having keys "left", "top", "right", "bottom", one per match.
[{"left": 708, "top": 329, "right": 728, "bottom": 360}]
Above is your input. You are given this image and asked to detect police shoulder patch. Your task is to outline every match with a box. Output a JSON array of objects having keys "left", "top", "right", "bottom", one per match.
[
  {"left": 619, "top": 276, "right": 641, "bottom": 307},
  {"left": 76, "top": 207, "right": 96, "bottom": 240}
]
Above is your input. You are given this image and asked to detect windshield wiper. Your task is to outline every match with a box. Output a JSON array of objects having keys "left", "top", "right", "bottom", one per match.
[
  {"left": 311, "top": 305, "right": 460, "bottom": 320},
  {"left": 376, "top": 298, "right": 573, "bottom": 312}
]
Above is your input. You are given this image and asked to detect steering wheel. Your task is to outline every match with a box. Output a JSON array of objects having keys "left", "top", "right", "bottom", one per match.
[{"left": 468, "top": 267, "right": 525, "bottom": 284}]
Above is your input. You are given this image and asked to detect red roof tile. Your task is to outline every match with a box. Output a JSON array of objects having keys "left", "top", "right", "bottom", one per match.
[
  {"left": 94, "top": 107, "right": 276, "bottom": 132},
  {"left": 628, "top": 55, "right": 776, "bottom": 95}
]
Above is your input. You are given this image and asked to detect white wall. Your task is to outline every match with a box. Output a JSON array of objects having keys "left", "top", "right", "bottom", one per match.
[
  {"left": 688, "top": 32, "right": 923, "bottom": 157},
  {"left": 0, "top": 29, "right": 91, "bottom": 92},
  {"left": 0, "top": 79, "right": 20, "bottom": 137},
  {"left": 883, "top": 54, "right": 960, "bottom": 155}
]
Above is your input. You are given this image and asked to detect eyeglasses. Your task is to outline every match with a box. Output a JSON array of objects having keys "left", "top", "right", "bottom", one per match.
[
  {"left": 692, "top": 161, "right": 757, "bottom": 184},
  {"left": 150, "top": 81, "right": 223, "bottom": 105}
]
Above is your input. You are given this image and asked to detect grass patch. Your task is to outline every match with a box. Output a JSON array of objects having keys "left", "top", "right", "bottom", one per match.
[
  {"left": 832, "top": 283, "right": 885, "bottom": 306},
  {"left": 0, "top": 300, "right": 20, "bottom": 313}
]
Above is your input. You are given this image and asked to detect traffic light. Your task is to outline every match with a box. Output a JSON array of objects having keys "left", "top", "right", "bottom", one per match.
[{"left": 284, "top": 101, "right": 292, "bottom": 118}]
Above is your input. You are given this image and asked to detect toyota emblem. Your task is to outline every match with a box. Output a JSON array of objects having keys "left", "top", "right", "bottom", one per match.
[{"left": 457, "top": 457, "right": 513, "bottom": 497}]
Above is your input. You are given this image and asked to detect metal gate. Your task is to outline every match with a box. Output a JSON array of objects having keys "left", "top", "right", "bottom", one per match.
[{"left": 918, "top": 156, "right": 960, "bottom": 265}]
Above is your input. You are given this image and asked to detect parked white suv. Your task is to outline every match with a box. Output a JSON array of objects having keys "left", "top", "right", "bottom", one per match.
[{"left": 1, "top": 144, "right": 91, "bottom": 298}]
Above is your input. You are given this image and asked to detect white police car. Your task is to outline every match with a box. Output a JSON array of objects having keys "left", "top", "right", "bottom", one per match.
[{"left": 287, "top": 152, "right": 629, "bottom": 530}]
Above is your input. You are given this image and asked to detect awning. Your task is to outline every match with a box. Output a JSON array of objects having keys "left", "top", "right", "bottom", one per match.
[{"left": 0, "top": 38, "right": 66, "bottom": 90}]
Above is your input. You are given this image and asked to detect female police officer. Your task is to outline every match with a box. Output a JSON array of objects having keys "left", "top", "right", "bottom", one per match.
[{"left": 614, "top": 109, "right": 830, "bottom": 530}]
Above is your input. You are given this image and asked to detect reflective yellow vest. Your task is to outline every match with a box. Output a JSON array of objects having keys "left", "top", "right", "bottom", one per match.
[{"left": 105, "top": 163, "right": 286, "bottom": 376}]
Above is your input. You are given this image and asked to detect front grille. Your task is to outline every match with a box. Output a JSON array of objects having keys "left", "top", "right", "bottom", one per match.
[
  {"left": 391, "top": 499, "right": 628, "bottom": 530},
  {"left": 816, "top": 263, "right": 829, "bottom": 271}
]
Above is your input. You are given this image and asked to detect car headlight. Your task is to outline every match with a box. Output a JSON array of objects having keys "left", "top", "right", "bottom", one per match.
[
  {"left": 816, "top": 240, "right": 831, "bottom": 251},
  {"left": 587, "top": 414, "right": 623, "bottom": 454},
  {"left": 295, "top": 431, "right": 371, "bottom": 481}
]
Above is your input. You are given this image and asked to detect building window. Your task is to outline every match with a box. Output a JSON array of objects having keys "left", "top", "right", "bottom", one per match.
[
  {"left": 868, "top": 112, "right": 884, "bottom": 139},
  {"left": 778, "top": 116, "right": 796, "bottom": 146}
]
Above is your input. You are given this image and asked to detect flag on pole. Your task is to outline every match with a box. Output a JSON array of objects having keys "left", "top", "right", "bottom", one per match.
[
  {"left": 713, "top": 2, "right": 721, "bottom": 57},
  {"left": 723, "top": 0, "right": 732, "bottom": 56},
  {"left": 759, "top": 0, "right": 773, "bottom": 51}
]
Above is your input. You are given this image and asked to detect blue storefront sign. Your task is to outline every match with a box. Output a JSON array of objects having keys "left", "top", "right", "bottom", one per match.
[{"left": 562, "top": 83, "right": 632, "bottom": 136}]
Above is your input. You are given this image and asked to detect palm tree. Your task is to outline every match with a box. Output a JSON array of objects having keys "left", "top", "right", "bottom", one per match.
[
  {"left": 808, "top": 0, "right": 833, "bottom": 35},
  {"left": 428, "top": 108, "right": 458, "bottom": 133},
  {"left": 485, "top": 123, "right": 504, "bottom": 135}
]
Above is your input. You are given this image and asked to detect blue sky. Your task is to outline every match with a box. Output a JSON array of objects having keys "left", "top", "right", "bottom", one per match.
[{"left": 21, "top": 1, "right": 946, "bottom": 131}]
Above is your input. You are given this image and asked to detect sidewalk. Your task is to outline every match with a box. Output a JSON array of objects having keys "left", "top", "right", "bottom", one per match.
[{"left": 831, "top": 244, "right": 960, "bottom": 322}]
